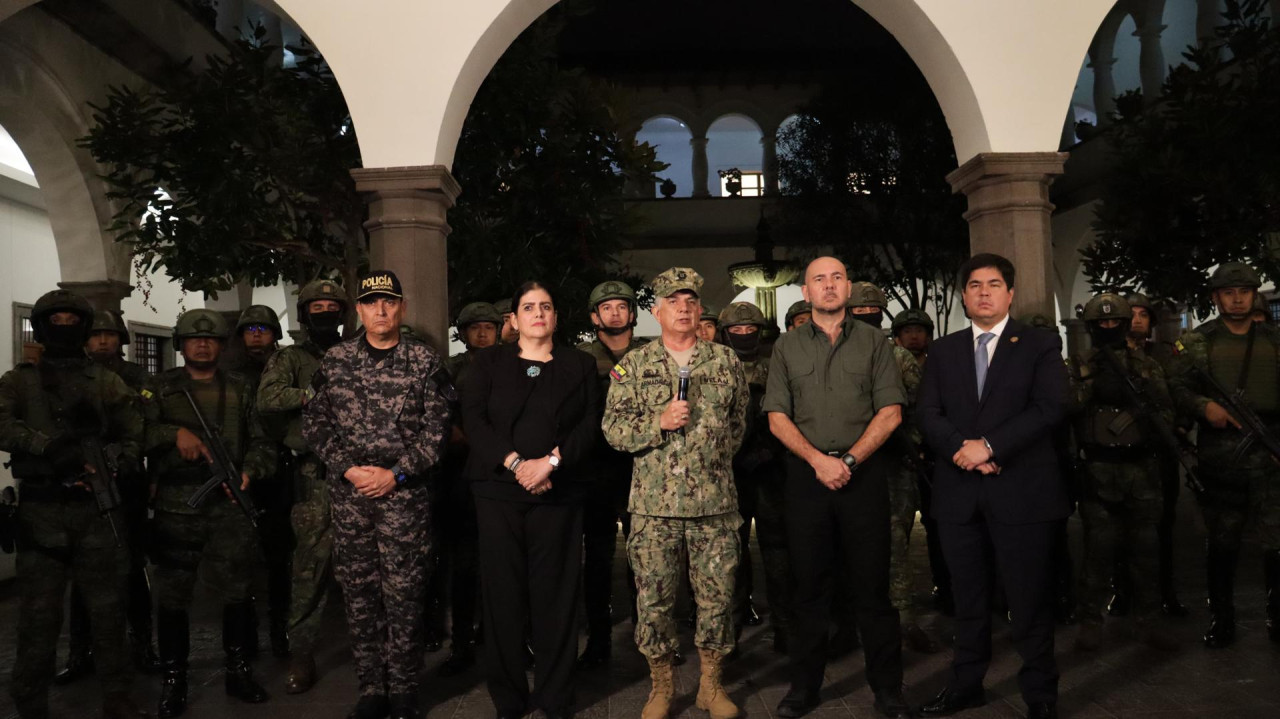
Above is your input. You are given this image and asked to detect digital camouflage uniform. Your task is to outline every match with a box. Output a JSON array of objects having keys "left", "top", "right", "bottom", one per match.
[
  {"left": 577, "top": 332, "right": 647, "bottom": 653},
  {"left": 1069, "top": 299, "right": 1174, "bottom": 629},
  {"left": 0, "top": 296, "right": 144, "bottom": 716},
  {"left": 302, "top": 332, "right": 451, "bottom": 698},
  {"left": 603, "top": 332, "right": 749, "bottom": 659},
  {"left": 887, "top": 343, "right": 924, "bottom": 617},
  {"left": 257, "top": 334, "right": 331, "bottom": 657}
]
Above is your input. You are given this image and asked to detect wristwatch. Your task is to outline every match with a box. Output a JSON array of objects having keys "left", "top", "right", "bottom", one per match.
[
  {"left": 548, "top": 455, "right": 562, "bottom": 470},
  {"left": 390, "top": 464, "right": 408, "bottom": 484},
  {"left": 840, "top": 453, "right": 858, "bottom": 470}
]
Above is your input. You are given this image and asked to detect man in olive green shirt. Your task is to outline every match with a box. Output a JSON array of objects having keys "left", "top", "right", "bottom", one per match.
[{"left": 762, "top": 256, "right": 910, "bottom": 719}]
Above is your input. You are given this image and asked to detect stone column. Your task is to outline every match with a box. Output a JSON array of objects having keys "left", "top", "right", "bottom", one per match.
[
  {"left": 1087, "top": 42, "right": 1117, "bottom": 127},
  {"left": 1135, "top": 16, "right": 1167, "bottom": 103},
  {"left": 690, "top": 133, "right": 710, "bottom": 198},
  {"left": 58, "top": 279, "right": 132, "bottom": 314},
  {"left": 946, "top": 152, "right": 1068, "bottom": 322},
  {"left": 350, "top": 165, "right": 461, "bottom": 351},
  {"left": 760, "top": 129, "right": 779, "bottom": 196}
]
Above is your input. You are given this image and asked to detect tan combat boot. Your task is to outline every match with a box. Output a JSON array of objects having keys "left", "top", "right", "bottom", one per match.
[
  {"left": 641, "top": 654, "right": 675, "bottom": 719},
  {"left": 695, "top": 648, "right": 740, "bottom": 719}
]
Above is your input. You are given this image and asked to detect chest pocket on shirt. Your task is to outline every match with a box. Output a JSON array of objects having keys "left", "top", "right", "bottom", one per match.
[
  {"left": 842, "top": 353, "right": 871, "bottom": 395},
  {"left": 786, "top": 358, "right": 816, "bottom": 398},
  {"left": 642, "top": 382, "right": 672, "bottom": 406}
]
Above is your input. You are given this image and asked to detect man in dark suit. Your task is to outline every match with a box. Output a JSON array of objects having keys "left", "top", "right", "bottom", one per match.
[{"left": 915, "top": 254, "right": 1070, "bottom": 719}]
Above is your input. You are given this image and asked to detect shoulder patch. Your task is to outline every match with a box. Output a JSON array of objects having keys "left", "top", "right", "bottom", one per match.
[
  {"left": 609, "top": 364, "right": 627, "bottom": 381},
  {"left": 140, "top": 388, "right": 154, "bottom": 401},
  {"left": 1174, "top": 340, "right": 1184, "bottom": 354}
]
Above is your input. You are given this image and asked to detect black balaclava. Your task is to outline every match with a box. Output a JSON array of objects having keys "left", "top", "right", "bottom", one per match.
[
  {"left": 306, "top": 311, "right": 343, "bottom": 349},
  {"left": 853, "top": 311, "right": 884, "bottom": 329}
]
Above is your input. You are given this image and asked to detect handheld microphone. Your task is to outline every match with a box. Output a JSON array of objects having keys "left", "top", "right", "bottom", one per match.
[{"left": 677, "top": 366, "right": 691, "bottom": 402}]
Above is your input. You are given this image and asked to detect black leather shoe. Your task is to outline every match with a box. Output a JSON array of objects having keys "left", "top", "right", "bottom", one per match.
[
  {"left": 53, "top": 650, "right": 94, "bottom": 685},
  {"left": 157, "top": 671, "right": 188, "bottom": 718},
  {"left": 576, "top": 636, "right": 611, "bottom": 668},
  {"left": 917, "top": 687, "right": 986, "bottom": 717},
  {"left": 744, "top": 598, "right": 763, "bottom": 626},
  {"left": 1025, "top": 702, "right": 1057, "bottom": 719},
  {"left": 436, "top": 647, "right": 475, "bottom": 677},
  {"left": 347, "top": 694, "right": 390, "bottom": 719},
  {"left": 1106, "top": 590, "right": 1130, "bottom": 617},
  {"left": 671, "top": 648, "right": 686, "bottom": 666},
  {"left": 423, "top": 628, "right": 444, "bottom": 653},
  {"left": 776, "top": 688, "right": 819, "bottom": 718},
  {"left": 873, "top": 689, "right": 913, "bottom": 718}
]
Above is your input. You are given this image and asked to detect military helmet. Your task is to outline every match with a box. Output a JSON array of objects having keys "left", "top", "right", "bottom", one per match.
[
  {"left": 1208, "top": 262, "right": 1262, "bottom": 290},
  {"left": 891, "top": 308, "right": 934, "bottom": 334},
  {"left": 235, "top": 305, "right": 282, "bottom": 339},
  {"left": 699, "top": 303, "right": 720, "bottom": 324},
  {"left": 456, "top": 301, "right": 502, "bottom": 328},
  {"left": 173, "top": 308, "right": 229, "bottom": 342},
  {"left": 297, "top": 279, "right": 350, "bottom": 319},
  {"left": 848, "top": 282, "right": 888, "bottom": 309},
  {"left": 784, "top": 300, "right": 812, "bottom": 327},
  {"left": 1124, "top": 292, "right": 1154, "bottom": 313},
  {"left": 588, "top": 280, "right": 637, "bottom": 313},
  {"left": 31, "top": 290, "right": 94, "bottom": 343},
  {"left": 1024, "top": 314, "right": 1057, "bottom": 330},
  {"left": 1081, "top": 292, "right": 1131, "bottom": 323},
  {"left": 90, "top": 309, "right": 130, "bottom": 345},
  {"left": 493, "top": 298, "right": 513, "bottom": 316},
  {"left": 718, "top": 301, "right": 766, "bottom": 329}
]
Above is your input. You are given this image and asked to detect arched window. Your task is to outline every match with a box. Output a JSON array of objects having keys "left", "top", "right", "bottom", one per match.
[
  {"left": 707, "top": 114, "right": 763, "bottom": 197},
  {"left": 635, "top": 116, "right": 693, "bottom": 198}
]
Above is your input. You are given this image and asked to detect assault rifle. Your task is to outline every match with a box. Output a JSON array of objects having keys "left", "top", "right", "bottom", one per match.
[
  {"left": 1093, "top": 346, "right": 1205, "bottom": 495},
  {"left": 174, "top": 388, "right": 261, "bottom": 528},
  {"left": 79, "top": 437, "right": 125, "bottom": 545},
  {"left": 1192, "top": 365, "right": 1280, "bottom": 467}
]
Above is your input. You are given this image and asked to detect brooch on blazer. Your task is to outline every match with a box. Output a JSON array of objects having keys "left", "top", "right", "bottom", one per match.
[{"left": 527, "top": 366, "right": 542, "bottom": 378}]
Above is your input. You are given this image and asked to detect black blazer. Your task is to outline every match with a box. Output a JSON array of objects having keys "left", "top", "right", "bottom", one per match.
[
  {"left": 916, "top": 318, "right": 1070, "bottom": 524},
  {"left": 459, "top": 343, "right": 599, "bottom": 501}
]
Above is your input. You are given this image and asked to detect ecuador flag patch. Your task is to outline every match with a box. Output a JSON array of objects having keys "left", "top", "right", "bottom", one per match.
[{"left": 609, "top": 364, "right": 627, "bottom": 381}]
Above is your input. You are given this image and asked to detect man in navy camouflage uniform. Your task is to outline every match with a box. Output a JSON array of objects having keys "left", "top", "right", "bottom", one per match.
[{"left": 303, "top": 270, "right": 452, "bottom": 719}]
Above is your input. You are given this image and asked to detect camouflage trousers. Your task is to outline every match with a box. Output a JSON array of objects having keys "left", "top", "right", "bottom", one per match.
[
  {"left": 887, "top": 464, "right": 921, "bottom": 619},
  {"left": 1077, "top": 458, "right": 1162, "bottom": 624},
  {"left": 287, "top": 455, "right": 333, "bottom": 654},
  {"left": 11, "top": 495, "right": 131, "bottom": 715},
  {"left": 153, "top": 495, "right": 259, "bottom": 608},
  {"left": 331, "top": 478, "right": 432, "bottom": 696},
  {"left": 1197, "top": 427, "right": 1280, "bottom": 553},
  {"left": 628, "top": 512, "right": 740, "bottom": 659}
]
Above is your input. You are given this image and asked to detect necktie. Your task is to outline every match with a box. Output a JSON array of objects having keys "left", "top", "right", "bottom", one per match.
[{"left": 975, "top": 332, "right": 995, "bottom": 396}]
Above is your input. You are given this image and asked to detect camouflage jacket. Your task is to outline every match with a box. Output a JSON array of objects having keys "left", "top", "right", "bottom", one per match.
[
  {"left": 302, "top": 336, "right": 452, "bottom": 481},
  {"left": 143, "top": 368, "right": 276, "bottom": 490},
  {"left": 735, "top": 354, "right": 783, "bottom": 473},
  {"left": 603, "top": 337, "right": 748, "bottom": 517},
  {"left": 1168, "top": 318, "right": 1280, "bottom": 421},
  {"left": 891, "top": 341, "right": 925, "bottom": 452},
  {"left": 0, "top": 357, "right": 144, "bottom": 480},
  {"left": 578, "top": 335, "right": 647, "bottom": 458},
  {"left": 1068, "top": 344, "right": 1174, "bottom": 447},
  {"left": 95, "top": 356, "right": 151, "bottom": 392},
  {"left": 443, "top": 350, "right": 473, "bottom": 385},
  {"left": 257, "top": 339, "right": 326, "bottom": 454}
]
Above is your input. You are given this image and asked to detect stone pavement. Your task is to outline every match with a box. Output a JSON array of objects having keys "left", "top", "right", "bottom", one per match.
[{"left": 2, "top": 494, "right": 1280, "bottom": 719}]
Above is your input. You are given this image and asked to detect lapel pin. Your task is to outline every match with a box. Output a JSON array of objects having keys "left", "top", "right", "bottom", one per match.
[{"left": 1009, "top": 336, "right": 1020, "bottom": 343}]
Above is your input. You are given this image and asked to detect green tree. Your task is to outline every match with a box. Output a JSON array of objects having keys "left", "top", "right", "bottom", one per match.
[
  {"left": 448, "top": 8, "right": 664, "bottom": 340},
  {"left": 81, "top": 27, "right": 364, "bottom": 300},
  {"left": 1084, "top": 0, "right": 1280, "bottom": 317},
  {"left": 776, "top": 73, "right": 968, "bottom": 331}
]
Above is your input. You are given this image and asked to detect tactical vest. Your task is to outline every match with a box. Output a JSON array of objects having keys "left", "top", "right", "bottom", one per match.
[
  {"left": 149, "top": 369, "right": 252, "bottom": 482},
  {"left": 2, "top": 360, "right": 112, "bottom": 481}
]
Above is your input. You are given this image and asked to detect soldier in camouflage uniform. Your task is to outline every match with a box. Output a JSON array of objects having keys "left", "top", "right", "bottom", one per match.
[
  {"left": 577, "top": 281, "right": 648, "bottom": 668},
  {"left": 303, "top": 271, "right": 452, "bottom": 719},
  {"left": 891, "top": 309, "right": 933, "bottom": 368},
  {"left": 1068, "top": 294, "right": 1179, "bottom": 652},
  {"left": 146, "top": 308, "right": 277, "bottom": 717},
  {"left": 1122, "top": 293, "right": 1189, "bottom": 617},
  {"left": 1169, "top": 262, "right": 1280, "bottom": 648},
  {"left": 603, "top": 268, "right": 748, "bottom": 719},
  {"left": 784, "top": 301, "right": 812, "bottom": 331},
  {"left": 848, "top": 284, "right": 939, "bottom": 654},
  {"left": 55, "top": 310, "right": 160, "bottom": 685},
  {"left": 718, "top": 301, "right": 792, "bottom": 653},
  {"left": 432, "top": 301, "right": 501, "bottom": 677},
  {"left": 0, "top": 290, "right": 149, "bottom": 719},
  {"left": 256, "top": 279, "right": 350, "bottom": 693},
  {"left": 696, "top": 303, "right": 720, "bottom": 343},
  {"left": 227, "top": 304, "right": 293, "bottom": 659},
  {"left": 494, "top": 298, "right": 519, "bottom": 344}
]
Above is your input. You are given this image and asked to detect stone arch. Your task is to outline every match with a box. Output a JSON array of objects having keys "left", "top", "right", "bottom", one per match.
[
  {"left": 635, "top": 115, "right": 695, "bottom": 198},
  {"left": 0, "top": 36, "right": 123, "bottom": 285}
]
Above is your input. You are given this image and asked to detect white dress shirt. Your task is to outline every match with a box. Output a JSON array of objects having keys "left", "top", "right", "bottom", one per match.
[{"left": 971, "top": 314, "right": 1010, "bottom": 366}]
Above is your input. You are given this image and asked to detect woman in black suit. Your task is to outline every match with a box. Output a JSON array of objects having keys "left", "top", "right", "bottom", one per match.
[{"left": 459, "top": 281, "right": 599, "bottom": 719}]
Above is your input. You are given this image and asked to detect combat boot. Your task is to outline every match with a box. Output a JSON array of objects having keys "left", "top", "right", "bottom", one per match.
[
  {"left": 223, "top": 603, "right": 269, "bottom": 703},
  {"left": 1265, "top": 550, "right": 1280, "bottom": 643},
  {"left": 285, "top": 650, "right": 317, "bottom": 694},
  {"left": 102, "top": 692, "right": 150, "bottom": 719},
  {"left": 131, "top": 632, "right": 162, "bottom": 674},
  {"left": 53, "top": 647, "right": 94, "bottom": 685},
  {"left": 641, "top": 654, "right": 675, "bottom": 719},
  {"left": 389, "top": 692, "right": 420, "bottom": 719},
  {"left": 695, "top": 648, "right": 740, "bottom": 719},
  {"left": 1203, "top": 543, "right": 1239, "bottom": 648},
  {"left": 156, "top": 607, "right": 190, "bottom": 718}
]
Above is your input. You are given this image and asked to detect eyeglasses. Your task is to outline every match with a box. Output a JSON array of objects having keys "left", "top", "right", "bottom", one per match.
[{"left": 244, "top": 325, "right": 272, "bottom": 335}]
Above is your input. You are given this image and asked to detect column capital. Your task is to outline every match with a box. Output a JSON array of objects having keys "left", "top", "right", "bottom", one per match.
[
  {"left": 57, "top": 279, "right": 133, "bottom": 313},
  {"left": 946, "top": 152, "right": 1068, "bottom": 198},
  {"left": 350, "top": 165, "right": 462, "bottom": 206}
]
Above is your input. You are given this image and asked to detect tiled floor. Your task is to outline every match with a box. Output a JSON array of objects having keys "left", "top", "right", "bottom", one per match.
[{"left": 2, "top": 497, "right": 1279, "bottom": 718}]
